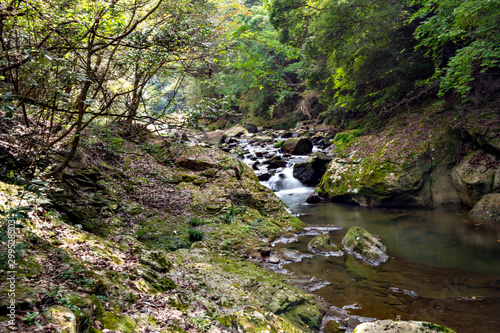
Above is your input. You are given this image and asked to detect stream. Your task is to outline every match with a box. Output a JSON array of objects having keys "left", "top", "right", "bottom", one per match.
[{"left": 236, "top": 137, "right": 500, "bottom": 333}]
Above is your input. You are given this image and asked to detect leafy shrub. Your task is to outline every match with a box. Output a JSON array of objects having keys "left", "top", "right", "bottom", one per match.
[{"left": 188, "top": 229, "right": 204, "bottom": 242}]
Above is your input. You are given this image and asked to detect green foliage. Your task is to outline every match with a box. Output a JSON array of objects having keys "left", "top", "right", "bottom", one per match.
[
  {"left": 332, "top": 129, "right": 364, "bottom": 150},
  {"left": 0, "top": 0, "right": 236, "bottom": 172},
  {"left": 274, "top": 141, "right": 285, "bottom": 148},
  {"left": 224, "top": 204, "right": 237, "bottom": 224},
  {"left": 189, "top": 217, "right": 206, "bottom": 227},
  {"left": 411, "top": 0, "right": 500, "bottom": 97},
  {"left": 185, "top": 3, "right": 302, "bottom": 122},
  {"left": 270, "top": 0, "right": 431, "bottom": 113},
  {"left": 22, "top": 312, "right": 41, "bottom": 327},
  {"left": 187, "top": 229, "right": 205, "bottom": 242}
]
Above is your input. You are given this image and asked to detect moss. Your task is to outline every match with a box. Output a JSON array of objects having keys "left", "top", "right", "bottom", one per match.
[
  {"left": 152, "top": 277, "right": 177, "bottom": 292},
  {"left": 274, "top": 140, "right": 285, "bottom": 148},
  {"left": 101, "top": 312, "right": 136, "bottom": 332},
  {"left": 421, "top": 322, "right": 456, "bottom": 333}
]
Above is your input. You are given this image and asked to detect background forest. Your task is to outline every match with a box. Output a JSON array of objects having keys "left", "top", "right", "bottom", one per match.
[{"left": 1, "top": 0, "right": 499, "bottom": 171}]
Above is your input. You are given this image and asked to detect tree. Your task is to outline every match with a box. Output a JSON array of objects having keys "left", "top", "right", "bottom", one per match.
[
  {"left": 411, "top": 0, "right": 500, "bottom": 99},
  {"left": 0, "top": 0, "right": 230, "bottom": 174}
]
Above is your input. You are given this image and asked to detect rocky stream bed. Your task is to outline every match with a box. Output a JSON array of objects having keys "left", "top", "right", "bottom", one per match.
[{"left": 1, "top": 112, "right": 499, "bottom": 332}]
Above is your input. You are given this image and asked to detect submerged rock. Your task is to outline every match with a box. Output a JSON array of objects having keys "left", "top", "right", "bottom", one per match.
[
  {"left": 308, "top": 234, "right": 344, "bottom": 257},
  {"left": 469, "top": 193, "right": 500, "bottom": 223},
  {"left": 353, "top": 319, "right": 456, "bottom": 333},
  {"left": 342, "top": 226, "right": 388, "bottom": 266},
  {"left": 306, "top": 193, "right": 322, "bottom": 204}
]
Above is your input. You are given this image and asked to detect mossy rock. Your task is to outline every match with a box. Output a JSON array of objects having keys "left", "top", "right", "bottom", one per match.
[
  {"left": 342, "top": 226, "right": 388, "bottom": 266},
  {"left": 281, "top": 138, "right": 313, "bottom": 155},
  {"left": 308, "top": 234, "right": 342, "bottom": 256},
  {"left": 139, "top": 249, "right": 172, "bottom": 273},
  {"left": 231, "top": 309, "right": 305, "bottom": 333},
  {"left": 45, "top": 305, "right": 77, "bottom": 333},
  {"left": 353, "top": 319, "right": 456, "bottom": 333},
  {"left": 0, "top": 181, "right": 18, "bottom": 212}
]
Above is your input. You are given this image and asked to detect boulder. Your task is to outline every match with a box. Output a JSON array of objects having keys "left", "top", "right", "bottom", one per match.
[
  {"left": 281, "top": 138, "right": 313, "bottom": 155},
  {"left": 306, "top": 193, "right": 322, "bottom": 204},
  {"left": 293, "top": 162, "right": 315, "bottom": 183},
  {"left": 451, "top": 151, "right": 500, "bottom": 207},
  {"left": 46, "top": 305, "right": 77, "bottom": 333},
  {"left": 200, "top": 130, "right": 226, "bottom": 145},
  {"left": 353, "top": 320, "right": 456, "bottom": 333},
  {"left": 293, "top": 152, "right": 332, "bottom": 184},
  {"left": 249, "top": 136, "right": 273, "bottom": 144},
  {"left": 308, "top": 234, "right": 343, "bottom": 256},
  {"left": 244, "top": 123, "right": 259, "bottom": 133},
  {"left": 316, "top": 130, "right": 467, "bottom": 207},
  {"left": 342, "top": 226, "right": 388, "bottom": 266},
  {"left": 175, "top": 155, "right": 216, "bottom": 171},
  {"left": 268, "top": 160, "right": 287, "bottom": 169},
  {"left": 258, "top": 173, "right": 271, "bottom": 181},
  {"left": 225, "top": 125, "right": 248, "bottom": 138},
  {"left": 139, "top": 250, "right": 172, "bottom": 273},
  {"left": 469, "top": 193, "right": 500, "bottom": 223}
]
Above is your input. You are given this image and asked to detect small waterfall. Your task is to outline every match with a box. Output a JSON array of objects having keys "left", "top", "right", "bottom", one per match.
[{"left": 267, "top": 167, "right": 304, "bottom": 192}]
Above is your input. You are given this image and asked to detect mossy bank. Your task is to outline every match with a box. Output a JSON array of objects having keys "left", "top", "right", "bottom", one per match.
[{"left": 0, "top": 123, "right": 323, "bottom": 333}]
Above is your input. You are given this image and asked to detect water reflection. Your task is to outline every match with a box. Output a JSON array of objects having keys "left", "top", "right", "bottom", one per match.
[
  {"left": 294, "top": 202, "right": 500, "bottom": 276},
  {"left": 272, "top": 201, "right": 500, "bottom": 332}
]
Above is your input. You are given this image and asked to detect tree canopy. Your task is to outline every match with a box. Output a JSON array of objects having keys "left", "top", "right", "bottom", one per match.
[{"left": 1, "top": 0, "right": 499, "bottom": 171}]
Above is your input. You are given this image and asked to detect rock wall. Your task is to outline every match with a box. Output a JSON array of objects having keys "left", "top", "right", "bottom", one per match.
[{"left": 317, "top": 125, "right": 499, "bottom": 211}]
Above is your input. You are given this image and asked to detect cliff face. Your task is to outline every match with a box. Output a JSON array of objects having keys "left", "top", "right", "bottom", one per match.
[{"left": 316, "top": 102, "right": 499, "bottom": 215}]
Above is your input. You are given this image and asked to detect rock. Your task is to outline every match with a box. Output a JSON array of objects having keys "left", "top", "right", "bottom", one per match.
[
  {"left": 342, "top": 226, "right": 388, "bottom": 266},
  {"left": 232, "top": 309, "right": 303, "bottom": 333},
  {"left": 281, "top": 138, "right": 313, "bottom": 155},
  {"left": 259, "top": 246, "right": 271, "bottom": 257},
  {"left": 268, "top": 159, "right": 287, "bottom": 169},
  {"left": 451, "top": 151, "right": 500, "bottom": 207},
  {"left": 306, "top": 193, "right": 321, "bottom": 204},
  {"left": 308, "top": 234, "right": 343, "bottom": 256},
  {"left": 244, "top": 123, "right": 259, "bottom": 133},
  {"left": 225, "top": 125, "right": 248, "bottom": 138},
  {"left": 249, "top": 136, "right": 273, "bottom": 144},
  {"left": 310, "top": 151, "right": 333, "bottom": 171},
  {"left": 258, "top": 173, "right": 271, "bottom": 181},
  {"left": 175, "top": 155, "right": 216, "bottom": 171},
  {"left": 316, "top": 129, "right": 467, "bottom": 207},
  {"left": 46, "top": 305, "right": 77, "bottom": 333},
  {"left": 139, "top": 250, "right": 172, "bottom": 273},
  {"left": 200, "top": 130, "right": 226, "bottom": 145},
  {"left": 293, "top": 152, "right": 332, "bottom": 184},
  {"left": 268, "top": 256, "right": 280, "bottom": 264},
  {"left": 293, "top": 162, "right": 315, "bottom": 183},
  {"left": 469, "top": 193, "right": 500, "bottom": 223},
  {"left": 353, "top": 319, "right": 456, "bottom": 333}
]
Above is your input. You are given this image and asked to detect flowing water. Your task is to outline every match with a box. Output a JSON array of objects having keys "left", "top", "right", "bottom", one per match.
[{"left": 237, "top": 140, "right": 500, "bottom": 332}]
